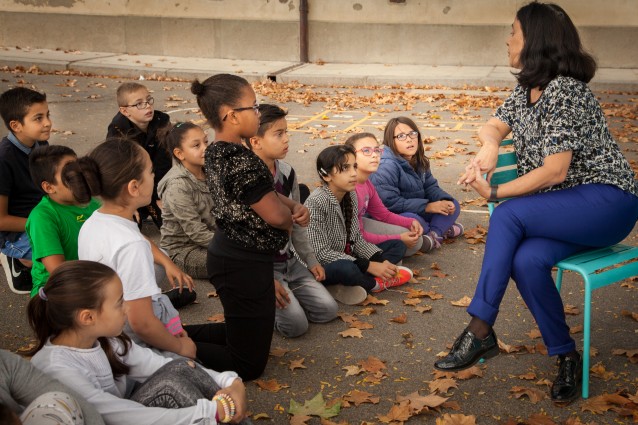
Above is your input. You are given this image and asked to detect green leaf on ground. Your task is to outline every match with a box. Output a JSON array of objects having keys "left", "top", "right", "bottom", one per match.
[{"left": 289, "top": 392, "right": 341, "bottom": 419}]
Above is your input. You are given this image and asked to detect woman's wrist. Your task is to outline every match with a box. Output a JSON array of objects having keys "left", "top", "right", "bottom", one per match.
[{"left": 488, "top": 184, "right": 499, "bottom": 201}]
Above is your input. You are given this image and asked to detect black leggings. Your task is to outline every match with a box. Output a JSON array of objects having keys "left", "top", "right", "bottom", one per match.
[{"left": 204, "top": 249, "right": 275, "bottom": 381}]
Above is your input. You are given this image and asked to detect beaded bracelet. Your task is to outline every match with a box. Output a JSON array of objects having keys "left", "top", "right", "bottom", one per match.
[{"left": 213, "top": 393, "right": 236, "bottom": 423}]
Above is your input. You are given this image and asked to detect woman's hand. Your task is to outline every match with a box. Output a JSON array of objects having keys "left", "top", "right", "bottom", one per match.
[
  {"left": 367, "top": 260, "right": 398, "bottom": 280},
  {"left": 215, "top": 378, "right": 248, "bottom": 423},
  {"left": 466, "top": 159, "right": 491, "bottom": 198},
  {"left": 458, "top": 144, "right": 499, "bottom": 185}
]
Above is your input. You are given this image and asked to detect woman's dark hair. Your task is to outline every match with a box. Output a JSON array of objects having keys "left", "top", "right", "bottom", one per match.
[
  {"left": 158, "top": 122, "right": 202, "bottom": 160},
  {"left": 191, "top": 74, "right": 251, "bottom": 131},
  {"left": 316, "top": 144, "right": 357, "bottom": 246},
  {"left": 27, "top": 260, "right": 131, "bottom": 378},
  {"left": 344, "top": 132, "right": 378, "bottom": 149},
  {"left": 515, "top": 1, "right": 596, "bottom": 88},
  {"left": 63, "top": 138, "right": 147, "bottom": 204},
  {"left": 29, "top": 144, "right": 77, "bottom": 188},
  {"left": 382, "top": 117, "right": 430, "bottom": 173}
]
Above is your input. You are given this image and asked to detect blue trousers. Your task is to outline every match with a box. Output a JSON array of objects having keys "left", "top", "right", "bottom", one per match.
[
  {"left": 323, "top": 239, "right": 406, "bottom": 291},
  {"left": 468, "top": 184, "right": 638, "bottom": 356},
  {"left": 401, "top": 198, "right": 461, "bottom": 237}
]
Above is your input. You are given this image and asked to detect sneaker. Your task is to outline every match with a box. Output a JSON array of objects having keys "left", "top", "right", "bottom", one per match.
[
  {"left": 427, "top": 231, "right": 443, "bottom": 249},
  {"left": 444, "top": 222, "right": 464, "bottom": 239},
  {"left": 420, "top": 234, "right": 434, "bottom": 252},
  {"left": 1, "top": 254, "right": 32, "bottom": 295},
  {"left": 372, "top": 266, "right": 413, "bottom": 293},
  {"left": 327, "top": 284, "right": 367, "bottom": 305},
  {"left": 163, "top": 287, "right": 197, "bottom": 309}
]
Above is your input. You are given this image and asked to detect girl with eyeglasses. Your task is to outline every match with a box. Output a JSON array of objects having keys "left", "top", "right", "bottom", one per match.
[
  {"left": 370, "top": 117, "right": 464, "bottom": 252},
  {"left": 345, "top": 133, "right": 424, "bottom": 257},
  {"left": 192, "top": 74, "right": 303, "bottom": 381}
]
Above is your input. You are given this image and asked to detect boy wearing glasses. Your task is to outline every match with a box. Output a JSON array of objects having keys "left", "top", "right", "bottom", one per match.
[{"left": 106, "top": 82, "right": 171, "bottom": 228}]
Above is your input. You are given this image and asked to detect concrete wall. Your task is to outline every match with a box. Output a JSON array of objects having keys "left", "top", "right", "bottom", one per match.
[{"left": 0, "top": 0, "right": 636, "bottom": 67}]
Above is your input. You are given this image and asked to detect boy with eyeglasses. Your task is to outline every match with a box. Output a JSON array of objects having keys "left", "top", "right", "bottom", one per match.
[{"left": 106, "top": 82, "right": 172, "bottom": 229}]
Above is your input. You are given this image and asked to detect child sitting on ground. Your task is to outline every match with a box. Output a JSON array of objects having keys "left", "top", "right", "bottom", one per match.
[
  {"left": 107, "top": 82, "right": 172, "bottom": 229},
  {"left": 0, "top": 87, "right": 50, "bottom": 294},
  {"left": 305, "top": 145, "right": 413, "bottom": 301},
  {"left": 71, "top": 139, "right": 216, "bottom": 366},
  {"left": 28, "top": 260, "right": 248, "bottom": 425},
  {"left": 26, "top": 145, "right": 100, "bottom": 298},
  {"left": 158, "top": 122, "right": 214, "bottom": 279},
  {"left": 370, "top": 116, "right": 463, "bottom": 251},
  {"left": 248, "top": 104, "right": 338, "bottom": 335},
  {"left": 345, "top": 133, "right": 424, "bottom": 257}
]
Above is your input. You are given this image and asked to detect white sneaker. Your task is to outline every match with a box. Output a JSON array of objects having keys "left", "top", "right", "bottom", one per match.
[{"left": 327, "top": 284, "right": 367, "bottom": 305}]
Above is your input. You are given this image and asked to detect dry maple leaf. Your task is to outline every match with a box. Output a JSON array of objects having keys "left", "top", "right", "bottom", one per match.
[
  {"left": 517, "top": 372, "right": 537, "bottom": 380},
  {"left": 435, "top": 413, "right": 477, "bottom": 425},
  {"left": 337, "top": 312, "right": 357, "bottom": 324},
  {"left": 359, "top": 356, "right": 387, "bottom": 373},
  {"left": 290, "top": 415, "right": 312, "bottom": 425},
  {"left": 254, "top": 378, "right": 289, "bottom": 392},
  {"left": 564, "top": 304, "right": 581, "bottom": 315},
  {"left": 498, "top": 339, "right": 524, "bottom": 353},
  {"left": 357, "top": 307, "right": 377, "bottom": 316},
  {"left": 396, "top": 391, "right": 449, "bottom": 414},
  {"left": 526, "top": 328, "right": 542, "bottom": 339},
  {"left": 431, "top": 270, "right": 449, "bottom": 278},
  {"left": 406, "top": 287, "right": 428, "bottom": 298},
  {"left": 454, "top": 366, "right": 484, "bottom": 380},
  {"left": 377, "top": 402, "right": 412, "bottom": 424},
  {"left": 362, "top": 295, "right": 390, "bottom": 306},
  {"left": 207, "top": 313, "right": 225, "bottom": 323},
  {"left": 429, "top": 378, "right": 458, "bottom": 394},
  {"left": 289, "top": 358, "right": 307, "bottom": 371},
  {"left": 252, "top": 412, "right": 270, "bottom": 420},
  {"left": 320, "top": 418, "right": 349, "bottom": 425},
  {"left": 590, "top": 362, "right": 617, "bottom": 380},
  {"left": 620, "top": 309, "right": 638, "bottom": 321},
  {"left": 580, "top": 393, "right": 632, "bottom": 414},
  {"left": 525, "top": 413, "right": 558, "bottom": 425},
  {"left": 349, "top": 320, "right": 374, "bottom": 330},
  {"left": 338, "top": 328, "right": 363, "bottom": 338},
  {"left": 430, "top": 262, "right": 441, "bottom": 270},
  {"left": 450, "top": 296, "right": 472, "bottom": 307},
  {"left": 414, "top": 305, "right": 433, "bottom": 313},
  {"left": 391, "top": 313, "right": 408, "bottom": 324},
  {"left": 423, "top": 290, "right": 444, "bottom": 300},
  {"left": 206, "top": 290, "right": 218, "bottom": 298},
  {"left": 509, "top": 386, "right": 546, "bottom": 404},
  {"left": 342, "top": 365, "right": 364, "bottom": 376},
  {"left": 570, "top": 324, "right": 584, "bottom": 334},
  {"left": 269, "top": 347, "right": 290, "bottom": 357},
  {"left": 342, "top": 389, "right": 380, "bottom": 406},
  {"left": 403, "top": 298, "right": 422, "bottom": 306},
  {"left": 612, "top": 348, "right": 638, "bottom": 363}
]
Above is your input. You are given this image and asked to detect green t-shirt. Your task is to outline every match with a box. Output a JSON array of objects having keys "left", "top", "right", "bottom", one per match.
[{"left": 26, "top": 196, "right": 101, "bottom": 296}]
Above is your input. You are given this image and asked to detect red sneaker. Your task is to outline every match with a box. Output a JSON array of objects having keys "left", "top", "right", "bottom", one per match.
[{"left": 372, "top": 266, "right": 413, "bottom": 292}]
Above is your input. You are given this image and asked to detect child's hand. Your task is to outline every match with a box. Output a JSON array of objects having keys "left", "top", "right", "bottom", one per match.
[
  {"left": 399, "top": 231, "right": 420, "bottom": 248},
  {"left": 308, "top": 264, "right": 325, "bottom": 281},
  {"left": 215, "top": 378, "right": 248, "bottom": 423},
  {"left": 274, "top": 279, "right": 290, "bottom": 309},
  {"left": 291, "top": 203, "right": 310, "bottom": 227},
  {"left": 165, "top": 261, "right": 195, "bottom": 292},
  {"left": 176, "top": 335, "right": 197, "bottom": 359},
  {"left": 367, "top": 260, "right": 398, "bottom": 280},
  {"left": 425, "top": 201, "right": 455, "bottom": 216},
  {"left": 410, "top": 220, "right": 423, "bottom": 235}
]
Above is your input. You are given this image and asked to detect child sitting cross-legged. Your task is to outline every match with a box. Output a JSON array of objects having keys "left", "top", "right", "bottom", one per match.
[
  {"left": 305, "top": 145, "right": 413, "bottom": 303},
  {"left": 26, "top": 145, "right": 100, "bottom": 298},
  {"left": 248, "top": 104, "right": 338, "bottom": 336},
  {"left": 28, "top": 260, "right": 248, "bottom": 425}
]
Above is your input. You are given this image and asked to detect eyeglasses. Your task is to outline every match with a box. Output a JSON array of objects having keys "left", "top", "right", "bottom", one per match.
[
  {"left": 356, "top": 147, "right": 383, "bottom": 156},
  {"left": 394, "top": 131, "right": 419, "bottom": 141},
  {"left": 124, "top": 97, "right": 154, "bottom": 110},
  {"left": 222, "top": 103, "right": 260, "bottom": 121}
]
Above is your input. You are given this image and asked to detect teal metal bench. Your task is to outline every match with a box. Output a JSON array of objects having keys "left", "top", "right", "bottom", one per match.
[{"left": 487, "top": 139, "right": 638, "bottom": 399}]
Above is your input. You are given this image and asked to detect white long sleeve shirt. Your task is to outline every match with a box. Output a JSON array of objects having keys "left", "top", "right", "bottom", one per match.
[{"left": 31, "top": 338, "right": 239, "bottom": 425}]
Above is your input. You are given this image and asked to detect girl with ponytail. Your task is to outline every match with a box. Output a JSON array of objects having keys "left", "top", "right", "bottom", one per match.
[{"left": 28, "top": 260, "right": 247, "bottom": 424}]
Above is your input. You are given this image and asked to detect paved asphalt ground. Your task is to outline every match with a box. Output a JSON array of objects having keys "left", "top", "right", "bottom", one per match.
[{"left": 0, "top": 67, "right": 636, "bottom": 424}]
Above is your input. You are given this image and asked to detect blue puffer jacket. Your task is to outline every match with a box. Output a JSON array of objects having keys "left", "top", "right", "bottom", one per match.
[{"left": 370, "top": 148, "right": 453, "bottom": 216}]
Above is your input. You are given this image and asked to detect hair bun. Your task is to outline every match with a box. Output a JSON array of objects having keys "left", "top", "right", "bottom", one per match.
[{"left": 191, "top": 80, "right": 205, "bottom": 96}]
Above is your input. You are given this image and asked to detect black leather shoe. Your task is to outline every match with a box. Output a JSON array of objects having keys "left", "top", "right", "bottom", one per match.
[
  {"left": 551, "top": 353, "right": 581, "bottom": 405},
  {"left": 434, "top": 328, "right": 499, "bottom": 371}
]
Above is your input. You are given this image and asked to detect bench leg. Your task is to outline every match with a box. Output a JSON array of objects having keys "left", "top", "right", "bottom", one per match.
[{"left": 582, "top": 283, "right": 592, "bottom": 399}]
